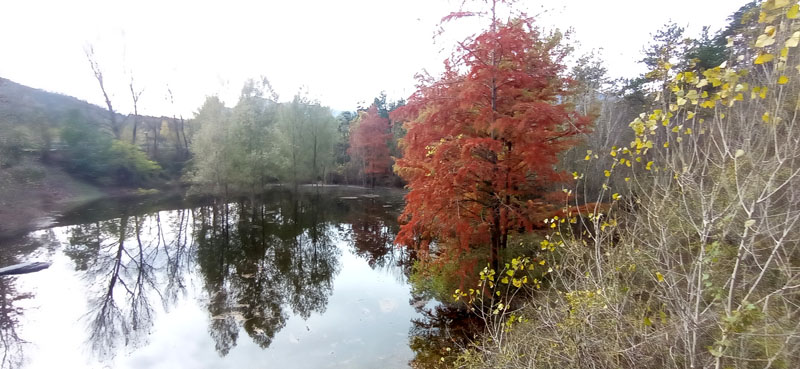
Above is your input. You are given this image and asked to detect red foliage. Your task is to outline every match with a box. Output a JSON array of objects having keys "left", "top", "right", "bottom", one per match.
[
  {"left": 391, "top": 19, "right": 590, "bottom": 264},
  {"left": 348, "top": 105, "right": 393, "bottom": 185}
]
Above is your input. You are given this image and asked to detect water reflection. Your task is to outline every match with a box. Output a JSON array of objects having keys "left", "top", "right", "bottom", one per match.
[
  {"left": 0, "top": 275, "right": 29, "bottom": 369},
  {"left": 13, "top": 187, "right": 407, "bottom": 364},
  {"left": 194, "top": 196, "right": 341, "bottom": 355},
  {"left": 408, "top": 304, "right": 482, "bottom": 369},
  {"left": 345, "top": 198, "right": 413, "bottom": 286},
  {"left": 65, "top": 213, "right": 169, "bottom": 357},
  {"left": 0, "top": 232, "right": 57, "bottom": 369}
]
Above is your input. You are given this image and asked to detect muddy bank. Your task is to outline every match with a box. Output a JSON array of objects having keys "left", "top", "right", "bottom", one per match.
[{"left": 0, "top": 158, "right": 106, "bottom": 240}]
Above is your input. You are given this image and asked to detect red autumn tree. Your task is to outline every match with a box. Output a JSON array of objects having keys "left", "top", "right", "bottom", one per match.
[
  {"left": 348, "top": 105, "right": 393, "bottom": 187},
  {"left": 391, "top": 2, "right": 589, "bottom": 265}
]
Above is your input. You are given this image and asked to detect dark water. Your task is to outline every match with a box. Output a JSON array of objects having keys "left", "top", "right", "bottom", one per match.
[{"left": 0, "top": 186, "right": 439, "bottom": 369}]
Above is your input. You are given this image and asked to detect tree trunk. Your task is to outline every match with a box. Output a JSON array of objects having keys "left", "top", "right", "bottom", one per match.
[
  {"left": 152, "top": 123, "right": 160, "bottom": 159},
  {"left": 174, "top": 117, "right": 183, "bottom": 156},
  {"left": 312, "top": 134, "right": 318, "bottom": 183},
  {"left": 180, "top": 117, "right": 189, "bottom": 157}
]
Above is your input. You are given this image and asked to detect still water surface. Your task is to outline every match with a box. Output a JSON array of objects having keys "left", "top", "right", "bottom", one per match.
[{"left": 0, "top": 186, "right": 434, "bottom": 368}]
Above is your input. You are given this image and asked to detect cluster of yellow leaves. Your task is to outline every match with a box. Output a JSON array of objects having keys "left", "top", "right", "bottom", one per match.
[
  {"left": 602, "top": 0, "right": 800, "bottom": 184},
  {"left": 454, "top": 256, "right": 545, "bottom": 321}
]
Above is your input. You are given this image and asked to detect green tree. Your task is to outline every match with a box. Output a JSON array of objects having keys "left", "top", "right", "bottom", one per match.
[
  {"left": 275, "top": 93, "right": 338, "bottom": 185},
  {"left": 61, "top": 110, "right": 160, "bottom": 185},
  {"left": 188, "top": 96, "right": 234, "bottom": 194}
]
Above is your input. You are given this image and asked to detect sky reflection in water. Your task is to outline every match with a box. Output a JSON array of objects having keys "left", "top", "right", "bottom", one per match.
[{"left": 1, "top": 187, "right": 428, "bottom": 369}]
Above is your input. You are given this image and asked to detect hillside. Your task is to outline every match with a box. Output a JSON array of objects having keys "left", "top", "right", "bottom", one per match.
[
  {"left": 0, "top": 156, "right": 104, "bottom": 239},
  {"left": 0, "top": 77, "right": 171, "bottom": 154},
  {"left": 0, "top": 78, "right": 173, "bottom": 239},
  {"left": 0, "top": 77, "right": 116, "bottom": 126}
]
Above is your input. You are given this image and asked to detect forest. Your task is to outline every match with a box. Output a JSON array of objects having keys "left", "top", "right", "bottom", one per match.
[{"left": 1, "top": 0, "right": 799, "bottom": 368}]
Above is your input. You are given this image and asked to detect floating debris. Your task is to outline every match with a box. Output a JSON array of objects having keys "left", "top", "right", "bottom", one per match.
[{"left": 0, "top": 261, "right": 51, "bottom": 276}]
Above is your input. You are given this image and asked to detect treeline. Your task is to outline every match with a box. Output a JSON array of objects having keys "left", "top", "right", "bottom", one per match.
[
  {"left": 1, "top": 74, "right": 408, "bottom": 193},
  {"left": 186, "top": 80, "right": 405, "bottom": 195}
]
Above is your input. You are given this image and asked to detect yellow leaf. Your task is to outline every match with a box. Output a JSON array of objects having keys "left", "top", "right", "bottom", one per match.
[
  {"left": 687, "top": 111, "right": 696, "bottom": 119},
  {"left": 677, "top": 97, "right": 687, "bottom": 106},
  {"left": 756, "top": 34, "right": 776, "bottom": 48},
  {"left": 612, "top": 193, "right": 621, "bottom": 201},
  {"left": 735, "top": 149, "right": 745, "bottom": 158},
  {"left": 656, "top": 272, "right": 665, "bottom": 282},
  {"left": 779, "top": 75, "right": 789, "bottom": 84},
  {"left": 604, "top": 170, "right": 611, "bottom": 177},
  {"left": 789, "top": 4, "right": 800, "bottom": 18},
  {"left": 766, "top": 0, "right": 790, "bottom": 10},
  {"left": 762, "top": 112, "right": 771, "bottom": 123},
  {"left": 696, "top": 79, "right": 708, "bottom": 88},
  {"left": 663, "top": 142, "right": 670, "bottom": 148},
  {"left": 624, "top": 177, "right": 631, "bottom": 182},
  {"left": 755, "top": 53, "right": 775, "bottom": 64},
  {"left": 701, "top": 100, "right": 716, "bottom": 109},
  {"left": 646, "top": 161, "right": 654, "bottom": 170},
  {"left": 760, "top": 87, "right": 769, "bottom": 99}
]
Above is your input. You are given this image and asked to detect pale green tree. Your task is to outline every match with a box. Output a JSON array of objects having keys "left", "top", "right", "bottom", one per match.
[{"left": 188, "top": 96, "right": 233, "bottom": 194}]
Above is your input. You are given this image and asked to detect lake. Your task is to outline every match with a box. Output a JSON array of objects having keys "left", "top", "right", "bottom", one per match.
[{"left": 0, "top": 186, "right": 440, "bottom": 369}]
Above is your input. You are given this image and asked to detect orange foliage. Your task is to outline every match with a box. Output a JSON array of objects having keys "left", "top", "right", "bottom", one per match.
[
  {"left": 349, "top": 105, "right": 393, "bottom": 185},
  {"left": 391, "top": 15, "right": 590, "bottom": 264}
]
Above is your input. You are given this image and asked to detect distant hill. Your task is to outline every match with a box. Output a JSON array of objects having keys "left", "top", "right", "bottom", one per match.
[
  {"left": 0, "top": 77, "right": 164, "bottom": 152},
  {"left": 0, "top": 77, "right": 114, "bottom": 129}
]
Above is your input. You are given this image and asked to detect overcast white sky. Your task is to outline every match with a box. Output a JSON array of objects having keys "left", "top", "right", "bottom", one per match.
[{"left": 0, "top": 0, "right": 746, "bottom": 117}]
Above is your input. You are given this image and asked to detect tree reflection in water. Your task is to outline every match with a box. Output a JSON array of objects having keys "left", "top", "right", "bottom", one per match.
[
  {"left": 60, "top": 189, "right": 388, "bottom": 359},
  {"left": 345, "top": 197, "right": 411, "bottom": 282},
  {"left": 0, "top": 232, "right": 57, "bottom": 369},
  {"left": 65, "top": 212, "right": 168, "bottom": 358},
  {"left": 0, "top": 187, "right": 425, "bottom": 366},
  {"left": 0, "top": 272, "right": 30, "bottom": 369},
  {"left": 408, "top": 303, "right": 482, "bottom": 369},
  {"left": 196, "top": 191, "right": 341, "bottom": 355}
]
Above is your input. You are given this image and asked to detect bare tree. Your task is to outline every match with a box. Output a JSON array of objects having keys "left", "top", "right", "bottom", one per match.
[
  {"left": 84, "top": 45, "right": 121, "bottom": 139},
  {"left": 166, "top": 86, "right": 189, "bottom": 159},
  {"left": 129, "top": 76, "right": 143, "bottom": 145}
]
